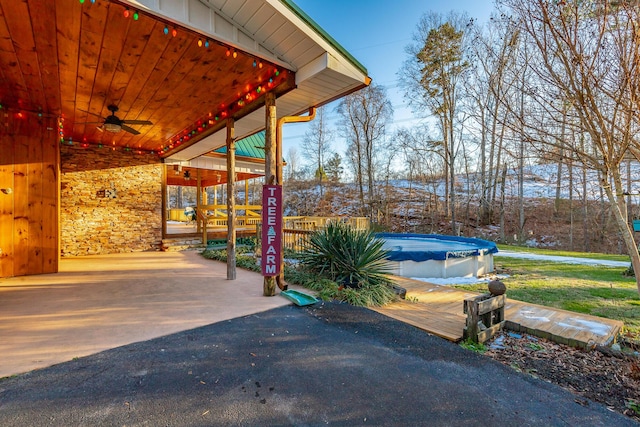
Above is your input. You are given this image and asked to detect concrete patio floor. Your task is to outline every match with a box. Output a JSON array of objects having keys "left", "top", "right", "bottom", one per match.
[{"left": 0, "top": 251, "right": 294, "bottom": 378}]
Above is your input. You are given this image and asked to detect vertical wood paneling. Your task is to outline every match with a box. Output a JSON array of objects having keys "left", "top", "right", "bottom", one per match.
[
  {"left": 0, "top": 114, "right": 58, "bottom": 277},
  {"left": 0, "top": 116, "right": 14, "bottom": 278},
  {"left": 27, "top": 118, "right": 44, "bottom": 274},
  {"left": 41, "top": 119, "right": 59, "bottom": 273},
  {"left": 13, "top": 121, "right": 29, "bottom": 276}
]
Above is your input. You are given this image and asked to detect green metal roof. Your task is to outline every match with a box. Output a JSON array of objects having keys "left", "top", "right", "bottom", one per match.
[
  {"left": 215, "top": 131, "right": 265, "bottom": 159},
  {"left": 280, "top": 0, "right": 368, "bottom": 76}
]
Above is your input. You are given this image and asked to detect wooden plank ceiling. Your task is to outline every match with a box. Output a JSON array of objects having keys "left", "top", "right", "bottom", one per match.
[{"left": 0, "top": 0, "right": 295, "bottom": 156}]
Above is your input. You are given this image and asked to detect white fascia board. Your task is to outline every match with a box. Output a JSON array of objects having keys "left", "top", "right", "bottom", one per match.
[
  {"left": 295, "top": 53, "right": 328, "bottom": 85},
  {"left": 296, "top": 52, "right": 368, "bottom": 86}
]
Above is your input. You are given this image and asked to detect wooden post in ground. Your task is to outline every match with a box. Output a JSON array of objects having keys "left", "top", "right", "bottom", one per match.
[
  {"left": 226, "top": 118, "right": 236, "bottom": 280},
  {"left": 263, "top": 92, "right": 277, "bottom": 296},
  {"left": 463, "top": 294, "right": 505, "bottom": 343}
]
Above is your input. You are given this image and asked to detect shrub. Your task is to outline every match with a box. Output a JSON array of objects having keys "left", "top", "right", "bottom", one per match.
[
  {"left": 298, "top": 222, "right": 392, "bottom": 289},
  {"left": 295, "top": 222, "right": 396, "bottom": 306}
]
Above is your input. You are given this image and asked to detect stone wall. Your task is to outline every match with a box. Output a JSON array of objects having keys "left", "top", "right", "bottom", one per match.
[{"left": 60, "top": 145, "right": 163, "bottom": 256}]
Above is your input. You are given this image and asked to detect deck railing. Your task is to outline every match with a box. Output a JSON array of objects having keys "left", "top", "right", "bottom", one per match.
[{"left": 192, "top": 204, "right": 370, "bottom": 247}]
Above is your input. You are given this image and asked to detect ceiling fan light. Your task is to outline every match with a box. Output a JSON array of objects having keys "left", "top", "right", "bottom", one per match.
[{"left": 104, "top": 123, "right": 122, "bottom": 133}]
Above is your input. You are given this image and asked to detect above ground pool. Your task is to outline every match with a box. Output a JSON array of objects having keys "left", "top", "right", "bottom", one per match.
[{"left": 377, "top": 233, "right": 498, "bottom": 279}]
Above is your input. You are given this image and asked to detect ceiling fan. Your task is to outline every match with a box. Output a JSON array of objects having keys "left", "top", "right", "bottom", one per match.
[{"left": 84, "top": 105, "right": 153, "bottom": 135}]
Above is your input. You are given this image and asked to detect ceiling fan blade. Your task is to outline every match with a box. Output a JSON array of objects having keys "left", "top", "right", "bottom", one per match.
[
  {"left": 121, "top": 124, "right": 141, "bottom": 135},
  {"left": 122, "top": 120, "right": 153, "bottom": 125}
]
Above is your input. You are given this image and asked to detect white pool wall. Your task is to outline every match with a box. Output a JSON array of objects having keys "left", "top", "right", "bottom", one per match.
[{"left": 386, "top": 251, "right": 494, "bottom": 279}]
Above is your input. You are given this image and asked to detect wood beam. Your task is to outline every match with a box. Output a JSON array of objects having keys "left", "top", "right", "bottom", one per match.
[
  {"left": 226, "top": 118, "right": 236, "bottom": 280},
  {"left": 263, "top": 92, "right": 277, "bottom": 296}
]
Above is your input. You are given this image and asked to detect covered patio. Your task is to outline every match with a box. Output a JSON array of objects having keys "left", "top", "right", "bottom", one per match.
[{"left": 0, "top": 0, "right": 370, "bottom": 279}]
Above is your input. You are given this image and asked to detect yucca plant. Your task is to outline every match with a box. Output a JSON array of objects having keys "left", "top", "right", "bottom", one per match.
[{"left": 299, "top": 222, "right": 392, "bottom": 290}]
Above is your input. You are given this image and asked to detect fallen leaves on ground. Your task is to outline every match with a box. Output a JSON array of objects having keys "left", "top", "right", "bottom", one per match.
[{"left": 483, "top": 331, "right": 640, "bottom": 421}]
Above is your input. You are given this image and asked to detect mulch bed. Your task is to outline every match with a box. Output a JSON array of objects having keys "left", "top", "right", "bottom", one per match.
[{"left": 483, "top": 330, "right": 640, "bottom": 421}]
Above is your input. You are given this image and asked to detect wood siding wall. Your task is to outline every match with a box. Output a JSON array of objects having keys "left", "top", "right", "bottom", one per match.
[{"left": 0, "top": 114, "right": 59, "bottom": 278}]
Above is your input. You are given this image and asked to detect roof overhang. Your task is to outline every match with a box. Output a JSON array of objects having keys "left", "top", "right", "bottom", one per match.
[
  {"left": 0, "top": 0, "right": 369, "bottom": 161},
  {"left": 135, "top": 0, "right": 370, "bottom": 161}
]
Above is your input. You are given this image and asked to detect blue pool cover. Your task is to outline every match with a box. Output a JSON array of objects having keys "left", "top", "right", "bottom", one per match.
[{"left": 376, "top": 233, "right": 499, "bottom": 262}]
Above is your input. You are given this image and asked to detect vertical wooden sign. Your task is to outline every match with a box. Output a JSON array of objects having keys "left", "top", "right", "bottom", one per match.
[{"left": 261, "top": 185, "right": 282, "bottom": 276}]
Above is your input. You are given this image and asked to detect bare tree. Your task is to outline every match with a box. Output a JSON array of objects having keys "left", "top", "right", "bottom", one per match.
[
  {"left": 465, "top": 15, "right": 521, "bottom": 225},
  {"left": 337, "top": 84, "right": 393, "bottom": 220},
  {"left": 499, "top": 0, "right": 640, "bottom": 294},
  {"left": 301, "top": 107, "right": 333, "bottom": 198},
  {"left": 399, "top": 11, "right": 472, "bottom": 233},
  {"left": 285, "top": 147, "right": 301, "bottom": 182}
]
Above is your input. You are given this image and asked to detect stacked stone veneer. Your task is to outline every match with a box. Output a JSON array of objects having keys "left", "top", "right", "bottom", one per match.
[{"left": 60, "top": 145, "right": 163, "bottom": 256}]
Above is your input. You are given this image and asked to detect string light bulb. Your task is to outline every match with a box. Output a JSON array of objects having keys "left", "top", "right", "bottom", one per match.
[
  {"left": 133, "top": 11, "right": 139, "bottom": 20},
  {"left": 123, "top": 9, "right": 130, "bottom": 18}
]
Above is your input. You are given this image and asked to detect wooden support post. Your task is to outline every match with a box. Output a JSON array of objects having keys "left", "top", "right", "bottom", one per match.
[
  {"left": 226, "top": 118, "right": 236, "bottom": 280},
  {"left": 263, "top": 92, "right": 277, "bottom": 296},
  {"left": 196, "top": 168, "right": 202, "bottom": 235}
]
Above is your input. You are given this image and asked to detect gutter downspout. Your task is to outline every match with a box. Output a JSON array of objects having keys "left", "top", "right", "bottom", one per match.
[{"left": 275, "top": 107, "right": 316, "bottom": 290}]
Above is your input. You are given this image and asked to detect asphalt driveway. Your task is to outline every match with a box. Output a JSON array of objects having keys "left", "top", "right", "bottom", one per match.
[{"left": 0, "top": 302, "right": 634, "bottom": 426}]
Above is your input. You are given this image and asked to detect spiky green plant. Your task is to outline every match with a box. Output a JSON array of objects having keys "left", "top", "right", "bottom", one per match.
[{"left": 299, "top": 222, "right": 393, "bottom": 289}]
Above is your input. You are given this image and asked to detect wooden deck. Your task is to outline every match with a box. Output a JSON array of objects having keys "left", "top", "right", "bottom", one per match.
[{"left": 372, "top": 277, "right": 624, "bottom": 349}]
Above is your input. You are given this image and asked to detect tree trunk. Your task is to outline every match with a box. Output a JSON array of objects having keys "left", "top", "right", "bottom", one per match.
[
  {"left": 499, "top": 164, "right": 508, "bottom": 243},
  {"left": 568, "top": 155, "right": 574, "bottom": 251},
  {"left": 583, "top": 163, "right": 590, "bottom": 252},
  {"left": 602, "top": 178, "right": 640, "bottom": 295}
]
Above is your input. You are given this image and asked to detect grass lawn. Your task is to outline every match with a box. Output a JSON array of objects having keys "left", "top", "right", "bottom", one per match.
[{"left": 452, "top": 250, "right": 640, "bottom": 339}]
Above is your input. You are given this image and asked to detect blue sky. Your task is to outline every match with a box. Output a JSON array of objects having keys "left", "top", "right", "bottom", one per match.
[{"left": 283, "top": 0, "right": 495, "bottom": 163}]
